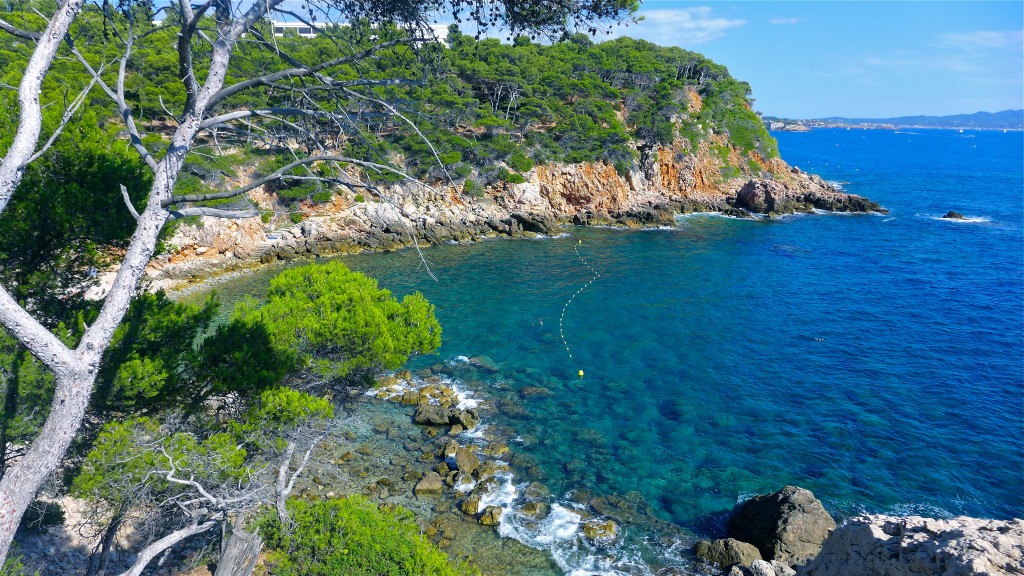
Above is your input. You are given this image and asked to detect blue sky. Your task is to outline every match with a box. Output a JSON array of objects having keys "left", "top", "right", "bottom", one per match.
[{"left": 613, "top": 1, "right": 1023, "bottom": 118}]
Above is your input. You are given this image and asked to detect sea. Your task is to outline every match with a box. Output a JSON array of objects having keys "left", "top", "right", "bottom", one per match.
[{"left": 185, "top": 128, "right": 1024, "bottom": 574}]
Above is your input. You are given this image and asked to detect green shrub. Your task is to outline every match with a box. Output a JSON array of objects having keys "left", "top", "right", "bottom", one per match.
[
  {"left": 261, "top": 211, "right": 272, "bottom": 223},
  {"left": 289, "top": 212, "right": 304, "bottom": 224},
  {"left": 238, "top": 261, "right": 441, "bottom": 384},
  {"left": 0, "top": 554, "right": 37, "bottom": 576},
  {"left": 506, "top": 173, "right": 526, "bottom": 184},
  {"left": 257, "top": 497, "right": 479, "bottom": 576},
  {"left": 311, "top": 190, "right": 333, "bottom": 204},
  {"left": 354, "top": 194, "right": 365, "bottom": 203},
  {"left": 462, "top": 179, "right": 484, "bottom": 197},
  {"left": 438, "top": 151, "right": 462, "bottom": 165},
  {"left": 506, "top": 149, "right": 534, "bottom": 173}
]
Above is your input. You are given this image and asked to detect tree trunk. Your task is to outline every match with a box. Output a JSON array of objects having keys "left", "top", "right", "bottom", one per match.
[
  {"left": 0, "top": 367, "right": 93, "bottom": 559},
  {"left": 88, "top": 511, "right": 124, "bottom": 576},
  {"left": 116, "top": 521, "right": 217, "bottom": 576}
]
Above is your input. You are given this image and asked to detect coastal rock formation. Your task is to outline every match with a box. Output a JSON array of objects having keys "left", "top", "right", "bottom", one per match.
[
  {"left": 801, "top": 515, "right": 1024, "bottom": 576},
  {"left": 943, "top": 211, "right": 966, "bottom": 219},
  {"left": 727, "top": 486, "right": 835, "bottom": 566},
  {"left": 141, "top": 139, "right": 887, "bottom": 291},
  {"left": 694, "top": 538, "right": 763, "bottom": 568},
  {"left": 732, "top": 178, "right": 883, "bottom": 216}
]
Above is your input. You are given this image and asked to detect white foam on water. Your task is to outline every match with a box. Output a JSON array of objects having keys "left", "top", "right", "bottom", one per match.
[
  {"left": 479, "top": 472, "right": 518, "bottom": 509},
  {"left": 453, "top": 355, "right": 471, "bottom": 363},
  {"left": 460, "top": 423, "right": 489, "bottom": 440},
  {"left": 930, "top": 215, "right": 991, "bottom": 223},
  {"left": 453, "top": 475, "right": 477, "bottom": 494}
]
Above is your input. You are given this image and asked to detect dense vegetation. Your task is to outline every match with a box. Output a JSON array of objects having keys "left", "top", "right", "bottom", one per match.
[
  {"left": 257, "top": 497, "right": 479, "bottom": 576},
  {"left": 0, "top": 13, "right": 777, "bottom": 282},
  {"left": 1, "top": 262, "right": 443, "bottom": 571}
]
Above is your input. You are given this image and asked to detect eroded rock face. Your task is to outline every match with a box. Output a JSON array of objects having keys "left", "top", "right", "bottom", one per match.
[
  {"left": 146, "top": 142, "right": 885, "bottom": 291},
  {"left": 732, "top": 179, "right": 884, "bottom": 216},
  {"left": 801, "top": 515, "right": 1024, "bottom": 576},
  {"left": 727, "top": 486, "right": 836, "bottom": 566}
]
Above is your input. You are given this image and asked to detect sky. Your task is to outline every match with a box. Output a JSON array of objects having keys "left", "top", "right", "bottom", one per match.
[{"left": 605, "top": 1, "right": 1023, "bottom": 118}]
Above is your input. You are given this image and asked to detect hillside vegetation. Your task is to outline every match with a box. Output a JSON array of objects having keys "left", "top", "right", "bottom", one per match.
[{"left": 0, "top": 7, "right": 777, "bottom": 316}]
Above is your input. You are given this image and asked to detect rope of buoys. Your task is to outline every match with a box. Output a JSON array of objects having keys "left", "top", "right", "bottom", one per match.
[{"left": 559, "top": 238, "right": 600, "bottom": 379}]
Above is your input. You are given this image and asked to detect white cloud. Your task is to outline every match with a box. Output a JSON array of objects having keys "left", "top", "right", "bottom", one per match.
[
  {"left": 631, "top": 7, "right": 745, "bottom": 45},
  {"left": 769, "top": 17, "right": 801, "bottom": 25},
  {"left": 943, "top": 30, "right": 1023, "bottom": 49}
]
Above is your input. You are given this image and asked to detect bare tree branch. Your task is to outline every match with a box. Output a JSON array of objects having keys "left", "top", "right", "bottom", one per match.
[
  {"left": 169, "top": 207, "right": 260, "bottom": 219},
  {"left": 116, "top": 519, "right": 219, "bottom": 576},
  {"left": 0, "top": 18, "right": 41, "bottom": 41},
  {"left": 120, "top": 184, "right": 141, "bottom": 221}
]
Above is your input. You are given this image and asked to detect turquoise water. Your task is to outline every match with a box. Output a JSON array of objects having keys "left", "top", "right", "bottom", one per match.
[{"left": 191, "top": 129, "right": 1024, "bottom": 572}]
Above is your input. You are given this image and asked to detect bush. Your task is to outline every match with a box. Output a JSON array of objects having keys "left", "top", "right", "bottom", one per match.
[
  {"left": 239, "top": 262, "right": 441, "bottom": 384},
  {"left": 462, "top": 179, "right": 484, "bottom": 197},
  {"left": 257, "top": 497, "right": 479, "bottom": 576},
  {"left": 506, "top": 149, "right": 534, "bottom": 173},
  {"left": 18, "top": 500, "right": 64, "bottom": 533}
]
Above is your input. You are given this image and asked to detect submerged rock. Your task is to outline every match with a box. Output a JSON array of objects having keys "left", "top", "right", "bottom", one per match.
[
  {"left": 582, "top": 518, "right": 619, "bottom": 542},
  {"left": 694, "top": 538, "right": 763, "bottom": 568},
  {"left": 802, "top": 515, "right": 1024, "bottom": 576},
  {"left": 727, "top": 485, "right": 835, "bottom": 566},
  {"left": 414, "top": 472, "right": 443, "bottom": 496}
]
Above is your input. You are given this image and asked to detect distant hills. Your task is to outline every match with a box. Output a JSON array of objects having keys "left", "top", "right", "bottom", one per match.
[{"left": 765, "top": 110, "right": 1023, "bottom": 131}]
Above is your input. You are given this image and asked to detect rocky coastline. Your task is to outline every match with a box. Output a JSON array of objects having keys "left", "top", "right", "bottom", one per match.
[
  {"left": 695, "top": 486, "right": 1024, "bottom": 576},
  {"left": 145, "top": 140, "right": 885, "bottom": 292}
]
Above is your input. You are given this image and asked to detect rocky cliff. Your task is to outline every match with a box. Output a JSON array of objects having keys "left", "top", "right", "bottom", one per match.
[
  {"left": 802, "top": 515, "right": 1024, "bottom": 576},
  {"left": 146, "top": 139, "right": 884, "bottom": 291}
]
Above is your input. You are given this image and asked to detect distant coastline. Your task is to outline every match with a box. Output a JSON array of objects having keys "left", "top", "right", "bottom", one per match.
[{"left": 764, "top": 109, "right": 1024, "bottom": 132}]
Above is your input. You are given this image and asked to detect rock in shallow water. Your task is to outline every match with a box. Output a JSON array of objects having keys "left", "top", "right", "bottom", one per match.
[
  {"left": 414, "top": 472, "right": 443, "bottom": 496},
  {"left": 801, "top": 515, "right": 1024, "bottom": 576},
  {"left": 414, "top": 404, "right": 451, "bottom": 426},
  {"left": 942, "top": 211, "right": 966, "bottom": 219},
  {"left": 694, "top": 538, "right": 763, "bottom": 568},
  {"left": 582, "top": 518, "right": 619, "bottom": 542},
  {"left": 480, "top": 505, "right": 503, "bottom": 526},
  {"left": 727, "top": 485, "right": 835, "bottom": 566}
]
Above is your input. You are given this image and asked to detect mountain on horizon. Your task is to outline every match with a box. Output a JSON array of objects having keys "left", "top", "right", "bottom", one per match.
[{"left": 811, "top": 109, "right": 1023, "bottom": 129}]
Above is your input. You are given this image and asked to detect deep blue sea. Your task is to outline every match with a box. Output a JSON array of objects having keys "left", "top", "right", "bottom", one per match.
[{"left": 192, "top": 128, "right": 1024, "bottom": 574}]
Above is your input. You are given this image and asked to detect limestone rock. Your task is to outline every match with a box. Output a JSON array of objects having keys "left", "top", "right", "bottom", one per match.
[
  {"left": 748, "top": 559, "right": 775, "bottom": 576},
  {"left": 771, "top": 560, "right": 795, "bottom": 576},
  {"left": 480, "top": 505, "right": 503, "bottom": 526},
  {"left": 694, "top": 538, "right": 763, "bottom": 568},
  {"left": 414, "top": 472, "right": 443, "bottom": 496},
  {"left": 413, "top": 404, "right": 451, "bottom": 426},
  {"left": 801, "top": 515, "right": 1024, "bottom": 576},
  {"left": 520, "top": 501, "right": 550, "bottom": 520},
  {"left": 454, "top": 446, "right": 480, "bottom": 475},
  {"left": 451, "top": 408, "right": 480, "bottom": 430},
  {"left": 460, "top": 495, "right": 481, "bottom": 516},
  {"left": 727, "top": 485, "right": 835, "bottom": 566}
]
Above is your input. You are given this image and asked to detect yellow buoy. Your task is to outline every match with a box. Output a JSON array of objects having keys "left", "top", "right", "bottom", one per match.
[{"left": 578, "top": 369, "right": 584, "bottom": 378}]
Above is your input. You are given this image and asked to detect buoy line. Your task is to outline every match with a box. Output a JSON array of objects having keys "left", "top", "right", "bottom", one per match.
[{"left": 559, "top": 238, "right": 600, "bottom": 378}]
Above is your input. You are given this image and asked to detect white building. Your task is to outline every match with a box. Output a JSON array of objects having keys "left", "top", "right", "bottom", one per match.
[{"left": 272, "top": 21, "right": 317, "bottom": 38}]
